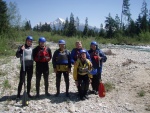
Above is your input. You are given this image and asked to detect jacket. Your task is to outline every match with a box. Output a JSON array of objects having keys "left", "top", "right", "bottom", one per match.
[
  {"left": 52, "top": 49, "right": 71, "bottom": 71},
  {"left": 16, "top": 44, "right": 33, "bottom": 66},
  {"left": 70, "top": 48, "right": 91, "bottom": 64},
  {"left": 73, "top": 58, "right": 93, "bottom": 81},
  {"left": 88, "top": 49, "right": 107, "bottom": 73}
]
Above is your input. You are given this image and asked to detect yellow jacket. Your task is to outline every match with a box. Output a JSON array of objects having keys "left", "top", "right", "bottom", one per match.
[{"left": 73, "top": 58, "right": 93, "bottom": 81}]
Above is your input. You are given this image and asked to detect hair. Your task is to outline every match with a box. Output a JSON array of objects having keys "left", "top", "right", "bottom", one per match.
[{"left": 75, "top": 41, "right": 82, "bottom": 44}]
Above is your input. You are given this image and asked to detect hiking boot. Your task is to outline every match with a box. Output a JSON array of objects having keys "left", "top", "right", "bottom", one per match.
[
  {"left": 35, "top": 94, "right": 40, "bottom": 98},
  {"left": 94, "top": 91, "right": 98, "bottom": 95},
  {"left": 66, "top": 93, "right": 70, "bottom": 97},
  {"left": 45, "top": 92, "right": 51, "bottom": 96},
  {"left": 84, "top": 95, "right": 89, "bottom": 99},
  {"left": 16, "top": 94, "right": 20, "bottom": 99},
  {"left": 80, "top": 97, "right": 86, "bottom": 101},
  {"left": 28, "top": 94, "right": 33, "bottom": 98},
  {"left": 55, "top": 92, "right": 60, "bottom": 97}
]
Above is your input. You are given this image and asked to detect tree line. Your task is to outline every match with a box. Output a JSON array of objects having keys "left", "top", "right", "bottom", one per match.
[{"left": 0, "top": 0, "right": 150, "bottom": 40}]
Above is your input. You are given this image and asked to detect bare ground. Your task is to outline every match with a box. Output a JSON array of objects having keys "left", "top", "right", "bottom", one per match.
[{"left": 0, "top": 43, "right": 150, "bottom": 113}]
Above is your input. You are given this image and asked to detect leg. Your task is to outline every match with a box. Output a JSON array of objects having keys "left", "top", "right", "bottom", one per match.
[
  {"left": 26, "top": 65, "right": 33, "bottom": 97},
  {"left": 63, "top": 72, "right": 69, "bottom": 97},
  {"left": 17, "top": 66, "right": 24, "bottom": 98},
  {"left": 43, "top": 68, "right": 50, "bottom": 96},
  {"left": 55, "top": 71, "right": 62, "bottom": 96},
  {"left": 83, "top": 75, "right": 89, "bottom": 99},
  {"left": 36, "top": 69, "right": 42, "bottom": 97}
]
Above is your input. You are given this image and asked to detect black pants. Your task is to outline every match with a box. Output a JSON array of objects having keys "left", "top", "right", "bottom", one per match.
[
  {"left": 56, "top": 71, "right": 69, "bottom": 94},
  {"left": 78, "top": 74, "right": 89, "bottom": 99},
  {"left": 17, "top": 65, "right": 33, "bottom": 96},
  {"left": 91, "top": 73, "right": 101, "bottom": 91},
  {"left": 36, "top": 63, "right": 49, "bottom": 95}
]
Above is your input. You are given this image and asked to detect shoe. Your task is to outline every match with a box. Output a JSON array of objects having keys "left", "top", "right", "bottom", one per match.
[
  {"left": 16, "top": 94, "right": 20, "bottom": 99},
  {"left": 55, "top": 92, "right": 60, "bottom": 97},
  {"left": 84, "top": 95, "right": 89, "bottom": 99},
  {"left": 28, "top": 94, "right": 33, "bottom": 98},
  {"left": 35, "top": 94, "right": 39, "bottom": 98},
  {"left": 80, "top": 97, "right": 86, "bottom": 100},
  {"left": 94, "top": 91, "right": 98, "bottom": 95},
  {"left": 45, "top": 93, "right": 51, "bottom": 96},
  {"left": 66, "top": 93, "right": 70, "bottom": 97}
]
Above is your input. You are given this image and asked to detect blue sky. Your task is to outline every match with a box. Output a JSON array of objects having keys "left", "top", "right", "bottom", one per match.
[{"left": 4, "top": 0, "right": 150, "bottom": 28}]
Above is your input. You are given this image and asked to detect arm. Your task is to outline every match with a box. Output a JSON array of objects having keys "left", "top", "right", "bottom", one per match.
[
  {"left": 73, "top": 60, "right": 79, "bottom": 81},
  {"left": 70, "top": 48, "right": 75, "bottom": 64},
  {"left": 47, "top": 47, "right": 52, "bottom": 61},
  {"left": 16, "top": 45, "right": 23, "bottom": 58},
  {"left": 67, "top": 50, "right": 72, "bottom": 69},
  {"left": 86, "top": 51, "right": 91, "bottom": 62},
  {"left": 52, "top": 50, "right": 57, "bottom": 69},
  {"left": 99, "top": 50, "right": 107, "bottom": 62}
]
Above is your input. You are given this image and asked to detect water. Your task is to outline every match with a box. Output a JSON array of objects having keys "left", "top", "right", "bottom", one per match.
[{"left": 101, "top": 44, "right": 150, "bottom": 53}]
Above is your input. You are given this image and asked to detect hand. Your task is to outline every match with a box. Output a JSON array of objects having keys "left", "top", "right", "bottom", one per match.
[
  {"left": 98, "top": 56, "right": 102, "bottom": 60},
  {"left": 75, "top": 81, "right": 78, "bottom": 86},
  {"left": 21, "top": 45, "right": 25, "bottom": 50},
  {"left": 54, "top": 68, "right": 57, "bottom": 73},
  {"left": 68, "top": 68, "right": 71, "bottom": 73},
  {"left": 89, "top": 79, "right": 92, "bottom": 84},
  {"left": 73, "top": 61, "right": 76, "bottom": 65}
]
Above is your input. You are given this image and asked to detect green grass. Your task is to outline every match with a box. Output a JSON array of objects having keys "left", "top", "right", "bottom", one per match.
[
  {"left": 3, "top": 79, "right": 11, "bottom": 89},
  {"left": 137, "top": 90, "right": 145, "bottom": 97},
  {"left": 1, "top": 30, "right": 150, "bottom": 58},
  {"left": 104, "top": 82, "right": 115, "bottom": 92}
]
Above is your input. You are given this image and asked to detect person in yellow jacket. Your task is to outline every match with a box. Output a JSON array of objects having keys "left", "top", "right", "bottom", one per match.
[{"left": 73, "top": 49, "right": 93, "bottom": 100}]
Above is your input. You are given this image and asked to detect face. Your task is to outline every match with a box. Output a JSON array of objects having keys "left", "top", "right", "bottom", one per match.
[
  {"left": 26, "top": 40, "right": 32, "bottom": 46},
  {"left": 39, "top": 42, "right": 45, "bottom": 47},
  {"left": 91, "top": 44, "right": 96, "bottom": 50},
  {"left": 81, "top": 52, "right": 86, "bottom": 59},
  {"left": 76, "top": 42, "right": 82, "bottom": 49},
  {"left": 59, "top": 44, "right": 65, "bottom": 50}
]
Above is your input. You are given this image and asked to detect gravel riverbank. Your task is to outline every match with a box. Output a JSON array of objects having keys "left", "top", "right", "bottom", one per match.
[{"left": 0, "top": 43, "right": 150, "bottom": 113}]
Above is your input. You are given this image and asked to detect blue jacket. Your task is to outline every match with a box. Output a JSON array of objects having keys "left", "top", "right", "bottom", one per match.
[
  {"left": 70, "top": 48, "right": 91, "bottom": 64},
  {"left": 88, "top": 49, "right": 107, "bottom": 73}
]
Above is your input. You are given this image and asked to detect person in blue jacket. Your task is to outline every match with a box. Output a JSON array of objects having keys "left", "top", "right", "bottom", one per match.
[
  {"left": 70, "top": 41, "right": 91, "bottom": 94},
  {"left": 88, "top": 41, "right": 107, "bottom": 95},
  {"left": 70, "top": 41, "right": 91, "bottom": 65}
]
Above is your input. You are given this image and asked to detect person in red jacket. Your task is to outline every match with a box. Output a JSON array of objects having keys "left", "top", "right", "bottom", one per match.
[{"left": 33, "top": 37, "right": 52, "bottom": 98}]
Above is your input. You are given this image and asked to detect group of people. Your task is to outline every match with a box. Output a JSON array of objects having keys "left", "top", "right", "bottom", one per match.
[{"left": 16, "top": 36, "right": 107, "bottom": 101}]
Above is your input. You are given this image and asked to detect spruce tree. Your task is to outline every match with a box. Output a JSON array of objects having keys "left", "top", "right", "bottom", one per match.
[{"left": 0, "top": 0, "right": 9, "bottom": 33}]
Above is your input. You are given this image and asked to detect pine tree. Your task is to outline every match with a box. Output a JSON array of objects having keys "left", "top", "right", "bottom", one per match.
[
  {"left": 68, "top": 13, "right": 76, "bottom": 37},
  {"left": 83, "top": 17, "right": 88, "bottom": 37},
  {"left": 140, "top": 0, "right": 148, "bottom": 32},
  {"left": 0, "top": 0, "right": 9, "bottom": 33},
  {"left": 121, "top": 0, "right": 131, "bottom": 29}
]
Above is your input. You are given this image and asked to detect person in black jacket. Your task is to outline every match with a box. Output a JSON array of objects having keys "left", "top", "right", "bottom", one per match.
[
  {"left": 16, "top": 36, "right": 33, "bottom": 99},
  {"left": 52, "top": 40, "right": 71, "bottom": 97},
  {"left": 32, "top": 37, "right": 52, "bottom": 98}
]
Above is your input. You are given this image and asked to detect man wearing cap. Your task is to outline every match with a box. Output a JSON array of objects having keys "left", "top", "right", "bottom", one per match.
[{"left": 33, "top": 37, "right": 52, "bottom": 98}]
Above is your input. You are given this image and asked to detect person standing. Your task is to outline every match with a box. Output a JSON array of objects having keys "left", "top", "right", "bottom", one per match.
[
  {"left": 70, "top": 41, "right": 91, "bottom": 94},
  {"left": 33, "top": 37, "right": 52, "bottom": 98},
  {"left": 70, "top": 41, "right": 91, "bottom": 65},
  {"left": 16, "top": 36, "right": 33, "bottom": 99},
  {"left": 88, "top": 41, "right": 107, "bottom": 95},
  {"left": 73, "top": 49, "right": 93, "bottom": 100},
  {"left": 52, "top": 40, "right": 71, "bottom": 97}
]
